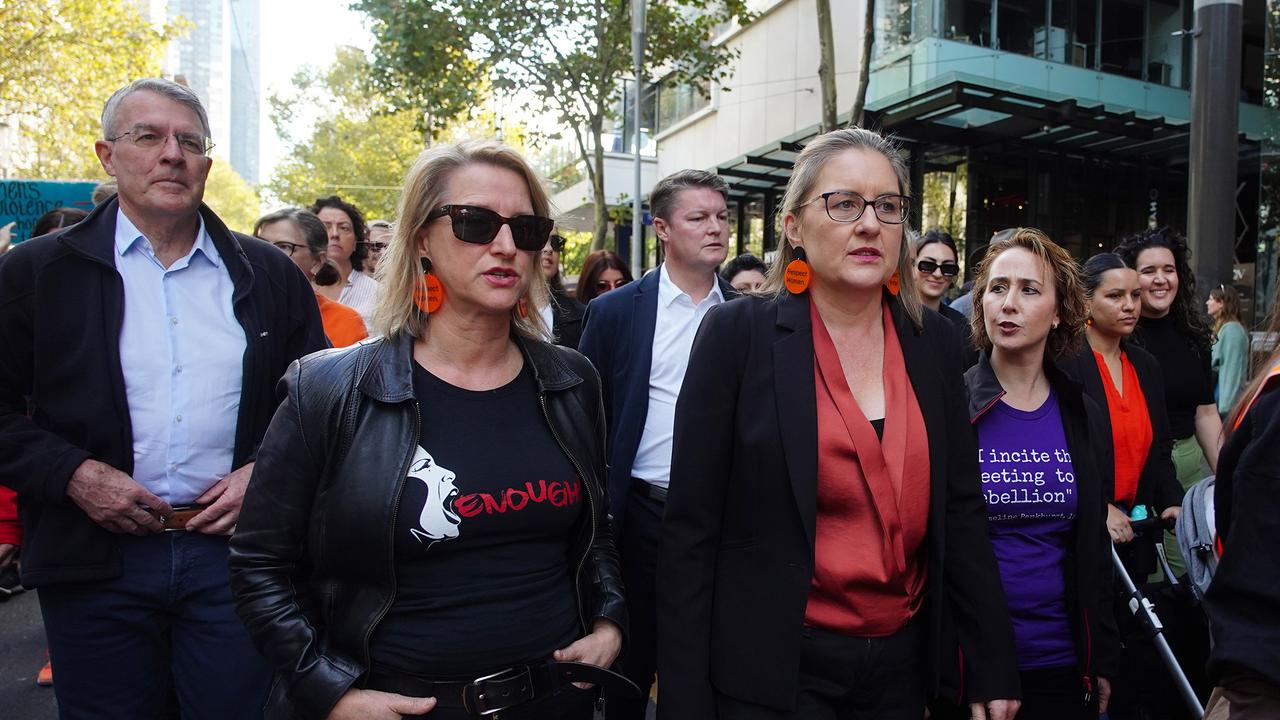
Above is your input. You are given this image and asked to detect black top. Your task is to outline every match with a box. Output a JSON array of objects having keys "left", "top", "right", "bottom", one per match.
[
  {"left": 937, "top": 303, "right": 979, "bottom": 370},
  {"left": 1131, "top": 313, "right": 1213, "bottom": 439},
  {"left": 369, "top": 362, "right": 582, "bottom": 676}
]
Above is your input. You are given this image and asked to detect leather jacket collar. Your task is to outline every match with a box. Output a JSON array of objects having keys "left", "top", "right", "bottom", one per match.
[
  {"left": 356, "top": 330, "right": 584, "bottom": 403},
  {"left": 965, "top": 348, "right": 1087, "bottom": 423}
]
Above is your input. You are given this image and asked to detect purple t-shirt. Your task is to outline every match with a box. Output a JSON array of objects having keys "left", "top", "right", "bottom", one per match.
[{"left": 976, "top": 389, "right": 1078, "bottom": 670}]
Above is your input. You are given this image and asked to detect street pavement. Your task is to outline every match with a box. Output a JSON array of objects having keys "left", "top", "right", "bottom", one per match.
[{"left": 0, "top": 589, "right": 57, "bottom": 719}]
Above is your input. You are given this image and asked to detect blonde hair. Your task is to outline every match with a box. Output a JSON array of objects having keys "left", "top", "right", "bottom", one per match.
[
  {"left": 763, "top": 127, "right": 922, "bottom": 328},
  {"left": 373, "top": 140, "right": 551, "bottom": 340},
  {"left": 969, "top": 227, "right": 1087, "bottom": 360}
]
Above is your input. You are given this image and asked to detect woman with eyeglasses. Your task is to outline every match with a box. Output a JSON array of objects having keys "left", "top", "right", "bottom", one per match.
[
  {"left": 255, "top": 208, "right": 368, "bottom": 348},
  {"left": 1207, "top": 284, "right": 1249, "bottom": 418},
  {"left": 230, "top": 141, "right": 628, "bottom": 720},
  {"left": 311, "top": 195, "right": 381, "bottom": 331},
  {"left": 963, "top": 230, "right": 1119, "bottom": 719},
  {"left": 658, "top": 128, "right": 1019, "bottom": 720},
  {"left": 576, "top": 250, "right": 633, "bottom": 305},
  {"left": 536, "top": 231, "right": 588, "bottom": 348}
]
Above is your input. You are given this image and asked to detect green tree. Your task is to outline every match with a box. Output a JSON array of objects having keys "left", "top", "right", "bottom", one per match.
[
  {"left": 356, "top": 0, "right": 755, "bottom": 250},
  {"left": 267, "top": 47, "right": 428, "bottom": 220},
  {"left": 1, "top": 0, "right": 185, "bottom": 179},
  {"left": 204, "top": 162, "right": 261, "bottom": 234}
]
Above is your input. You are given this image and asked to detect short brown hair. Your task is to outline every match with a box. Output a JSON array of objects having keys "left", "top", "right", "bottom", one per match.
[
  {"left": 648, "top": 169, "right": 728, "bottom": 224},
  {"left": 970, "top": 227, "right": 1086, "bottom": 360}
]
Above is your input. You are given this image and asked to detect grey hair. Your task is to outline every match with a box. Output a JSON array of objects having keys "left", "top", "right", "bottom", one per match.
[
  {"left": 763, "top": 127, "right": 922, "bottom": 328},
  {"left": 101, "top": 78, "right": 211, "bottom": 139}
]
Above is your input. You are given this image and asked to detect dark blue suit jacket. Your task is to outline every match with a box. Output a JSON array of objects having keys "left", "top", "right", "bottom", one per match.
[{"left": 578, "top": 268, "right": 736, "bottom": 524}]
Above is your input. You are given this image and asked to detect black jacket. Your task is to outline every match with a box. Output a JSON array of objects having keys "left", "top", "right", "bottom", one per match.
[
  {"left": 549, "top": 287, "right": 586, "bottom": 349},
  {"left": 656, "top": 292, "right": 1020, "bottom": 717},
  {"left": 0, "top": 198, "right": 327, "bottom": 587},
  {"left": 964, "top": 352, "right": 1121, "bottom": 693},
  {"left": 1206, "top": 378, "right": 1280, "bottom": 687},
  {"left": 1059, "top": 342, "right": 1184, "bottom": 575},
  {"left": 228, "top": 332, "right": 627, "bottom": 720}
]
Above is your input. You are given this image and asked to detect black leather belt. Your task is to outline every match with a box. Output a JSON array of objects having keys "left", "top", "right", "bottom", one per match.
[
  {"left": 366, "top": 661, "right": 639, "bottom": 716},
  {"left": 633, "top": 480, "right": 668, "bottom": 503}
]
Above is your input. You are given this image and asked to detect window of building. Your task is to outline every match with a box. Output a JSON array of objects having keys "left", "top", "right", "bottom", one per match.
[{"left": 656, "top": 79, "right": 711, "bottom": 134}]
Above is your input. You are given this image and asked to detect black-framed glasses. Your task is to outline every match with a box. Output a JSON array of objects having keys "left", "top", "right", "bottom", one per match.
[
  {"left": 547, "top": 234, "right": 566, "bottom": 252},
  {"left": 360, "top": 241, "right": 389, "bottom": 252},
  {"left": 804, "top": 191, "right": 910, "bottom": 224},
  {"left": 106, "top": 126, "right": 214, "bottom": 156},
  {"left": 595, "top": 278, "right": 629, "bottom": 291},
  {"left": 427, "top": 205, "right": 553, "bottom": 252},
  {"left": 917, "top": 259, "right": 960, "bottom": 277},
  {"left": 270, "top": 241, "right": 307, "bottom": 257}
]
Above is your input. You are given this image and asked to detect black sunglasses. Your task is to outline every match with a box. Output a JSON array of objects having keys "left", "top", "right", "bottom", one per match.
[
  {"left": 917, "top": 259, "right": 960, "bottom": 277},
  {"left": 547, "top": 234, "right": 566, "bottom": 252},
  {"left": 427, "top": 205, "right": 553, "bottom": 251}
]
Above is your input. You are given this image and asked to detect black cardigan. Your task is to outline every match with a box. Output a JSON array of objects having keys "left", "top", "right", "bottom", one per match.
[
  {"left": 656, "top": 292, "right": 1020, "bottom": 717},
  {"left": 1205, "top": 379, "right": 1280, "bottom": 687},
  {"left": 964, "top": 352, "right": 1121, "bottom": 691}
]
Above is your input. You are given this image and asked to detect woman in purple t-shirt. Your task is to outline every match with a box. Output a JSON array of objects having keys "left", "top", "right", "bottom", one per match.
[{"left": 962, "top": 228, "right": 1119, "bottom": 719}]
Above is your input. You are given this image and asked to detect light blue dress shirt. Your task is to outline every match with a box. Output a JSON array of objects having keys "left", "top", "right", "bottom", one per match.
[{"left": 115, "top": 210, "right": 247, "bottom": 504}]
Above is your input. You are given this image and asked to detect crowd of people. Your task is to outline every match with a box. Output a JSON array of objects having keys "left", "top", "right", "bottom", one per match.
[{"left": 0, "top": 76, "right": 1277, "bottom": 720}]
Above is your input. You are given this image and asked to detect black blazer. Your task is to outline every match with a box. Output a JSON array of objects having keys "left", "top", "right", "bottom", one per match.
[
  {"left": 1058, "top": 342, "right": 1183, "bottom": 513},
  {"left": 578, "top": 268, "right": 737, "bottom": 524},
  {"left": 549, "top": 287, "right": 586, "bottom": 349},
  {"left": 656, "top": 292, "right": 1019, "bottom": 717}
]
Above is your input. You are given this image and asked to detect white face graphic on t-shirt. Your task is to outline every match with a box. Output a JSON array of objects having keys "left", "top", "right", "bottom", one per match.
[{"left": 407, "top": 445, "right": 461, "bottom": 545}]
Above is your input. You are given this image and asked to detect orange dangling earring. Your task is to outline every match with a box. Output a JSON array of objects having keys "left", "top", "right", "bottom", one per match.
[
  {"left": 1086, "top": 317, "right": 1094, "bottom": 326},
  {"left": 785, "top": 246, "right": 811, "bottom": 295},
  {"left": 517, "top": 297, "right": 530, "bottom": 319},
  {"left": 886, "top": 270, "right": 901, "bottom": 296},
  {"left": 414, "top": 257, "right": 445, "bottom": 313}
]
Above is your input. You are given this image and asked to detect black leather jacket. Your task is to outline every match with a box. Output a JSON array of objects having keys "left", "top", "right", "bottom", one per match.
[{"left": 229, "top": 332, "right": 627, "bottom": 720}]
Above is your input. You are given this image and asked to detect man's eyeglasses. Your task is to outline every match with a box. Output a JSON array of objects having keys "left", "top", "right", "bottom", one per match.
[
  {"left": 271, "top": 241, "right": 307, "bottom": 257},
  {"left": 917, "top": 259, "right": 960, "bottom": 277},
  {"left": 803, "top": 191, "right": 910, "bottom": 225},
  {"left": 106, "top": 127, "right": 214, "bottom": 157},
  {"left": 547, "top": 234, "right": 566, "bottom": 252},
  {"left": 427, "top": 205, "right": 554, "bottom": 252}
]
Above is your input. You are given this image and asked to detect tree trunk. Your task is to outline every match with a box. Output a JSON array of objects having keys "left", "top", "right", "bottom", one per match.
[
  {"left": 849, "top": 0, "right": 876, "bottom": 128},
  {"left": 815, "top": 0, "right": 838, "bottom": 132},
  {"left": 590, "top": 112, "right": 609, "bottom": 251}
]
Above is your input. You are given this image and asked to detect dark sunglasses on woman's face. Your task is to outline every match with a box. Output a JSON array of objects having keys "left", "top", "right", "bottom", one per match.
[
  {"left": 917, "top": 259, "right": 960, "bottom": 277},
  {"left": 426, "top": 205, "right": 554, "bottom": 252},
  {"left": 547, "top": 234, "right": 566, "bottom": 252},
  {"left": 595, "top": 278, "right": 629, "bottom": 290}
]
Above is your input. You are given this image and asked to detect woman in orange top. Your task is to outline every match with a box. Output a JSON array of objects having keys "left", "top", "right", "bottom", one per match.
[{"left": 255, "top": 209, "right": 369, "bottom": 347}]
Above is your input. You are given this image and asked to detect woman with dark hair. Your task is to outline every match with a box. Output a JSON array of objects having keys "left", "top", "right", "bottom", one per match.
[
  {"left": 230, "top": 141, "right": 627, "bottom": 720},
  {"left": 1116, "top": 228, "right": 1220, "bottom": 576},
  {"left": 1058, "top": 253, "right": 1184, "bottom": 719},
  {"left": 310, "top": 195, "right": 380, "bottom": 329},
  {"left": 31, "top": 208, "right": 89, "bottom": 238},
  {"left": 720, "top": 253, "right": 767, "bottom": 293},
  {"left": 1201, "top": 281, "right": 1280, "bottom": 719},
  {"left": 658, "top": 127, "right": 1020, "bottom": 719},
  {"left": 964, "top": 229, "right": 1118, "bottom": 719},
  {"left": 912, "top": 229, "right": 962, "bottom": 321},
  {"left": 536, "top": 230, "right": 587, "bottom": 348},
  {"left": 1207, "top": 284, "right": 1249, "bottom": 417},
  {"left": 576, "top": 250, "right": 632, "bottom": 304},
  {"left": 254, "top": 208, "right": 367, "bottom": 348}
]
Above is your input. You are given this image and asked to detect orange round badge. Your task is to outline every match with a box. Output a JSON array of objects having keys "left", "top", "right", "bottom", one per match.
[
  {"left": 784, "top": 258, "right": 811, "bottom": 294},
  {"left": 414, "top": 273, "right": 445, "bottom": 313},
  {"left": 886, "top": 270, "right": 901, "bottom": 296}
]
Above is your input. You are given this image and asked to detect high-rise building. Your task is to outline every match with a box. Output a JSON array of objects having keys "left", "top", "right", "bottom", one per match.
[{"left": 155, "top": 0, "right": 260, "bottom": 184}]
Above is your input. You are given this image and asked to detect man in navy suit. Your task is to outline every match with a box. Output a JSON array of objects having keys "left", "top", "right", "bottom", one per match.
[{"left": 579, "top": 169, "right": 737, "bottom": 719}]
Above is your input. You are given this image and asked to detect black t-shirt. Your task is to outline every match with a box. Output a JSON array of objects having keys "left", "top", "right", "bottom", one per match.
[
  {"left": 1132, "top": 312, "right": 1214, "bottom": 439},
  {"left": 367, "top": 362, "right": 584, "bottom": 677}
]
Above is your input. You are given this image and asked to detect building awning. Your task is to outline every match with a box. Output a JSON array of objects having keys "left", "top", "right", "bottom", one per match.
[{"left": 716, "top": 78, "right": 1255, "bottom": 200}]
